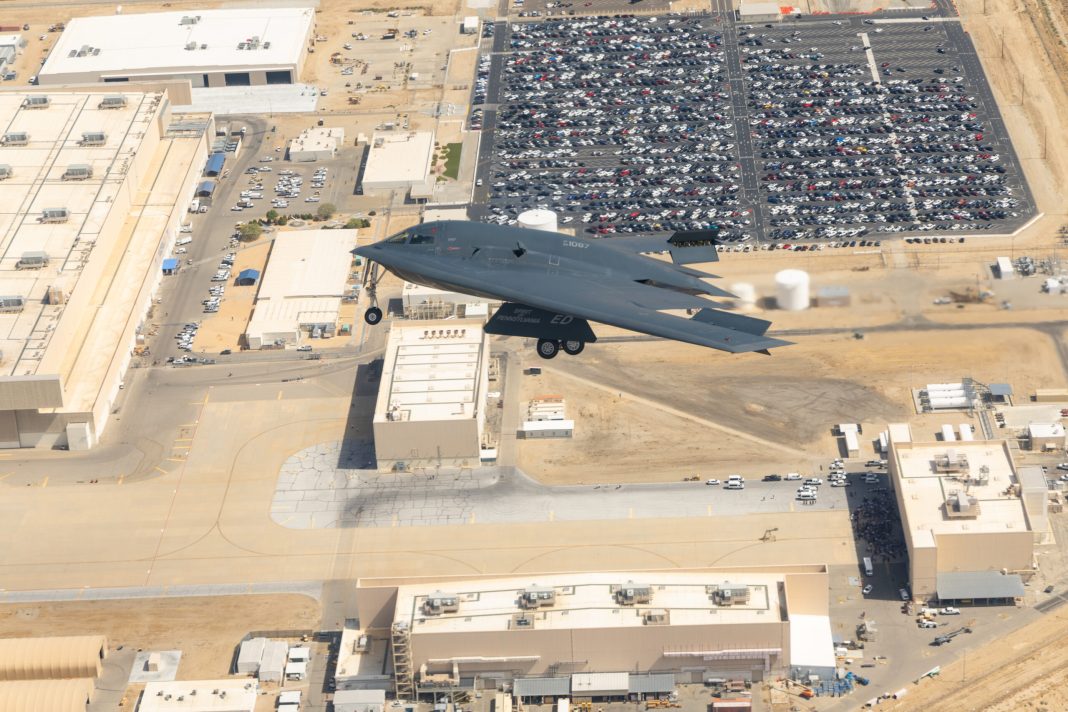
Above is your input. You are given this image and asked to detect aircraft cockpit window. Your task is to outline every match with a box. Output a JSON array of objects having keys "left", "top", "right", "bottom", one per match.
[
  {"left": 385, "top": 231, "right": 409, "bottom": 244},
  {"left": 409, "top": 233, "right": 436, "bottom": 245}
]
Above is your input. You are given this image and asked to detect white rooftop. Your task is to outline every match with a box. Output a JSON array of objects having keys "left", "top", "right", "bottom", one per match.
[
  {"left": 258, "top": 229, "right": 355, "bottom": 301},
  {"left": 394, "top": 571, "right": 787, "bottom": 634},
  {"left": 40, "top": 8, "right": 313, "bottom": 81},
  {"left": 138, "top": 680, "right": 258, "bottom": 712},
  {"left": 789, "top": 615, "right": 835, "bottom": 670},
  {"left": 376, "top": 321, "right": 487, "bottom": 423},
  {"left": 362, "top": 132, "right": 434, "bottom": 187},
  {"left": 1028, "top": 422, "right": 1065, "bottom": 438},
  {"left": 889, "top": 428, "right": 1030, "bottom": 536},
  {"left": 289, "top": 127, "right": 344, "bottom": 154}
]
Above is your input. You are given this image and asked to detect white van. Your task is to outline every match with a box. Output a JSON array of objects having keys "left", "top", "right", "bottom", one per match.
[
  {"left": 796, "top": 491, "right": 816, "bottom": 501},
  {"left": 863, "top": 556, "right": 874, "bottom": 577},
  {"left": 189, "top": 198, "right": 200, "bottom": 213},
  {"left": 725, "top": 481, "right": 744, "bottom": 490},
  {"left": 176, "top": 237, "right": 192, "bottom": 246},
  {"left": 727, "top": 474, "right": 744, "bottom": 483}
]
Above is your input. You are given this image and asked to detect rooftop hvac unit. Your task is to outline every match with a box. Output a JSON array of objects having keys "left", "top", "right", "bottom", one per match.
[
  {"left": 40, "top": 208, "right": 70, "bottom": 224},
  {"left": 185, "top": 41, "right": 197, "bottom": 50},
  {"left": 614, "top": 581, "right": 653, "bottom": 606},
  {"left": 642, "top": 609, "right": 669, "bottom": 626},
  {"left": 62, "top": 164, "right": 93, "bottom": 180},
  {"left": 518, "top": 585, "right": 555, "bottom": 610},
  {"left": 80, "top": 131, "right": 106, "bottom": 146},
  {"left": 92, "top": 48, "right": 100, "bottom": 55},
  {"left": 709, "top": 582, "right": 750, "bottom": 607},
  {"left": 0, "top": 164, "right": 10, "bottom": 179},
  {"left": 99, "top": 95, "right": 127, "bottom": 109},
  {"left": 509, "top": 613, "right": 535, "bottom": 630},
  {"left": 2, "top": 132, "right": 29, "bottom": 146},
  {"left": 0, "top": 296, "right": 25, "bottom": 313},
  {"left": 67, "top": 50, "right": 77, "bottom": 58},
  {"left": 77, "top": 45, "right": 91, "bottom": 57},
  {"left": 263, "top": 41, "right": 271, "bottom": 49},
  {"left": 21, "top": 95, "right": 50, "bottom": 109},
  {"left": 201, "top": 44, "right": 207, "bottom": 50},
  {"left": 237, "top": 42, "right": 246, "bottom": 50},
  {"left": 422, "top": 591, "right": 460, "bottom": 616},
  {"left": 179, "top": 15, "right": 201, "bottom": 25},
  {"left": 15, "top": 251, "right": 49, "bottom": 270}
]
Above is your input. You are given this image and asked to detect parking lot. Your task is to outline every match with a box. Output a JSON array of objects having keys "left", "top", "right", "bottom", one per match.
[{"left": 473, "top": 11, "right": 1034, "bottom": 246}]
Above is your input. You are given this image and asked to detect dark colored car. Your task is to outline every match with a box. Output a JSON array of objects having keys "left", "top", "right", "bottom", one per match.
[{"left": 762, "top": 474, "right": 783, "bottom": 482}]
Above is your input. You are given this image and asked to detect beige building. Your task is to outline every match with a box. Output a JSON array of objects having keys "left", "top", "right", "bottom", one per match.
[
  {"left": 288, "top": 127, "right": 345, "bottom": 162},
  {"left": 372, "top": 319, "right": 490, "bottom": 472},
  {"left": 887, "top": 423, "right": 1035, "bottom": 603},
  {"left": 138, "top": 680, "right": 258, "bottom": 712},
  {"left": 360, "top": 132, "right": 434, "bottom": 197},
  {"left": 354, "top": 568, "right": 835, "bottom": 697},
  {"left": 244, "top": 229, "right": 357, "bottom": 349},
  {"left": 1027, "top": 421, "right": 1066, "bottom": 451},
  {"left": 39, "top": 9, "right": 314, "bottom": 88},
  {"left": 0, "top": 635, "right": 107, "bottom": 681},
  {"left": 0, "top": 90, "right": 207, "bottom": 449},
  {"left": 0, "top": 678, "right": 95, "bottom": 712}
]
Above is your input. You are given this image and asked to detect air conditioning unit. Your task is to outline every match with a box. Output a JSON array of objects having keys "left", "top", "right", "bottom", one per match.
[{"left": 21, "top": 95, "right": 50, "bottom": 109}]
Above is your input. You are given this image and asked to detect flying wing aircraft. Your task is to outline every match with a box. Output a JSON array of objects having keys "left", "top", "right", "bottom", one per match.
[{"left": 353, "top": 220, "right": 792, "bottom": 359}]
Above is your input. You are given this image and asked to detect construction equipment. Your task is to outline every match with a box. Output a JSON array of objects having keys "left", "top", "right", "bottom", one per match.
[
  {"left": 932, "top": 626, "right": 972, "bottom": 646},
  {"left": 949, "top": 287, "right": 993, "bottom": 304},
  {"left": 760, "top": 527, "right": 779, "bottom": 543}
]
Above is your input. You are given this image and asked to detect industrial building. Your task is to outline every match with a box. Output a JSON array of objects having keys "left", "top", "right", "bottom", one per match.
[
  {"left": 1027, "top": 421, "right": 1066, "bottom": 451},
  {"left": 402, "top": 282, "right": 493, "bottom": 320},
  {"left": 0, "top": 35, "right": 22, "bottom": 71},
  {"left": 887, "top": 423, "right": 1038, "bottom": 603},
  {"left": 0, "top": 90, "right": 208, "bottom": 449},
  {"left": 0, "top": 635, "right": 108, "bottom": 681},
  {"left": 244, "top": 229, "right": 357, "bottom": 349},
  {"left": 39, "top": 9, "right": 314, "bottom": 88},
  {"left": 288, "top": 127, "right": 344, "bottom": 162},
  {"left": 372, "top": 319, "right": 490, "bottom": 472},
  {"left": 0, "top": 678, "right": 95, "bottom": 712},
  {"left": 137, "top": 680, "right": 258, "bottom": 712},
  {"left": 353, "top": 567, "right": 835, "bottom": 698},
  {"left": 360, "top": 132, "right": 434, "bottom": 197},
  {"left": 739, "top": 1, "right": 783, "bottom": 22}
]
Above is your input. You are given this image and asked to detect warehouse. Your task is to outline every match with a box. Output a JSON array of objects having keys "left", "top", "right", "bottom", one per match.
[
  {"left": 0, "top": 90, "right": 205, "bottom": 449},
  {"left": 0, "top": 678, "right": 95, "bottom": 712},
  {"left": 360, "top": 132, "right": 434, "bottom": 197},
  {"left": 1027, "top": 422, "right": 1066, "bottom": 451},
  {"left": 0, "top": 35, "right": 22, "bottom": 71},
  {"left": 355, "top": 567, "right": 835, "bottom": 697},
  {"left": 38, "top": 9, "right": 314, "bottom": 88},
  {"left": 244, "top": 229, "right": 357, "bottom": 349},
  {"left": 887, "top": 424, "right": 1035, "bottom": 602},
  {"left": 372, "top": 319, "right": 490, "bottom": 472},
  {"left": 138, "top": 680, "right": 258, "bottom": 712},
  {"left": 288, "top": 127, "right": 344, "bottom": 162},
  {"left": 0, "top": 635, "right": 107, "bottom": 681}
]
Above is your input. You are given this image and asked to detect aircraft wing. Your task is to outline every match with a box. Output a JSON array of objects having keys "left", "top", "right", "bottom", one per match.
[{"left": 488, "top": 274, "right": 791, "bottom": 355}]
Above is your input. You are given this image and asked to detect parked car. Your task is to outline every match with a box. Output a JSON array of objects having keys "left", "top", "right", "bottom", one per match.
[
  {"left": 705, "top": 478, "right": 720, "bottom": 486},
  {"left": 297, "top": 345, "right": 313, "bottom": 352},
  {"left": 862, "top": 584, "right": 873, "bottom": 595},
  {"left": 762, "top": 474, "right": 782, "bottom": 482},
  {"left": 939, "top": 607, "right": 960, "bottom": 615}
]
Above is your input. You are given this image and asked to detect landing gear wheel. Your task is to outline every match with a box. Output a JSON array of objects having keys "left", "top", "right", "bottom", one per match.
[
  {"left": 364, "top": 306, "right": 383, "bottom": 325},
  {"left": 536, "top": 339, "right": 559, "bottom": 360},
  {"left": 562, "top": 340, "right": 585, "bottom": 355}
]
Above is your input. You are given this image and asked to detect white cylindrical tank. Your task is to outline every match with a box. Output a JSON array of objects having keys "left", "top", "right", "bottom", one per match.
[
  {"left": 517, "top": 209, "right": 558, "bottom": 233},
  {"left": 775, "top": 269, "right": 810, "bottom": 311},
  {"left": 730, "top": 282, "right": 756, "bottom": 311}
]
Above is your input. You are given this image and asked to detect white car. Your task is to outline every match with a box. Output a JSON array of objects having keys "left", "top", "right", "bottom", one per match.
[
  {"left": 939, "top": 607, "right": 960, "bottom": 615},
  {"left": 705, "top": 478, "right": 720, "bottom": 486},
  {"left": 785, "top": 473, "right": 802, "bottom": 481},
  {"left": 297, "top": 345, "right": 312, "bottom": 352},
  {"left": 1057, "top": 463, "right": 1068, "bottom": 471}
]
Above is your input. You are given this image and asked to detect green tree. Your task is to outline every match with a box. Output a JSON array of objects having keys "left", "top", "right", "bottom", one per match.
[
  {"left": 237, "top": 221, "right": 263, "bottom": 242},
  {"left": 265, "top": 209, "right": 279, "bottom": 224},
  {"left": 344, "top": 217, "right": 372, "bottom": 229},
  {"left": 316, "top": 203, "right": 336, "bottom": 220}
]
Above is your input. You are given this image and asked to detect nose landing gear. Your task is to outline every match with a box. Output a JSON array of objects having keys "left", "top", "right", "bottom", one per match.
[{"left": 362, "top": 261, "right": 383, "bottom": 325}]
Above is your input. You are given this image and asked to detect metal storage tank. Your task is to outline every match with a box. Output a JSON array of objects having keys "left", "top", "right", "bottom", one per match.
[
  {"left": 730, "top": 282, "right": 756, "bottom": 311},
  {"left": 775, "top": 269, "right": 810, "bottom": 311},
  {"left": 517, "top": 209, "right": 558, "bottom": 233}
]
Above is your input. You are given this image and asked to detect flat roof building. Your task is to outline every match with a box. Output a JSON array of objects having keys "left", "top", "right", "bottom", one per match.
[
  {"left": 245, "top": 229, "right": 357, "bottom": 349},
  {"left": 360, "top": 132, "right": 434, "bottom": 197},
  {"left": 39, "top": 9, "right": 314, "bottom": 88},
  {"left": 372, "top": 319, "right": 490, "bottom": 472},
  {"left": 0, "top": 90, "right": 207, "bottom": 449},
  {"left": 289, "top": 127, "right": 344, "bottom": 162},
  {"left": 887, "top": 424, "right": 1035, "bottom": 602},
  {"left": 137, "top": 680, "right": 258, "bottom": 712},
  {"left": 356, "top": 567, "right": 835, "bottom": 696}
]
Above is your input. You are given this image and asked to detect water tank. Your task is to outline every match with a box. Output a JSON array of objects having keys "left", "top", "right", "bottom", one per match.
[
  {"left": 517, "top": 209, "right": 558, "bottom": 233},
  {"left": 775, "top": 269, "right": 810, "bottom": 311},
  {"left": 730, "top": 282, "right": 756, "bottom": 311}
]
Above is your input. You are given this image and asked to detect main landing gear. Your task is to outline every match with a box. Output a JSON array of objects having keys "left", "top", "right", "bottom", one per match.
[
  {"left": 363, "top": 261, "right": 383, "bottom": 325},
  {"left": 536, "top": 339, "right": 585, "bottom": 359}
]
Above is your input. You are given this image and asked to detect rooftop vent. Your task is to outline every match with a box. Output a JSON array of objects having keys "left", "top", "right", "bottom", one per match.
[
  {"left": 945, "top": 491, "right": 981, "bottom": 519},
  {"left": 422, "top": 591, "right": 460, "bottom": 616},
  {"left": 642, "top": 609, "right": 669, "bottom": 626},
  {"left": 80, "top": 131, "right": 106, "bottom": 146},
  {"left": 2, "top": 132, "right": 29, "bottom": 146},
  {"left": 21, "top": 95, "right": 50, "bottom": 109},
  {"left": 62, "top": 163, "right": 93, "bottom": 180},
  {"left": 0, "top": 296, "right": 25, "bottom": 314},
  {"left": 518, "top": 585, "right": 555, "bottom": 610},
  {"left": 15, "top": 251, "right": 49, "bottom": 270},
  {"left": 509, "top": 613, "right": 535, "bottom": 630},
  {"left": 613, "top": 581, "right": 653, "bottom": 606},
  {"left": 185, "top": 41, "right": 197, "bottom": 51},
  {"left": 99, "top": 95, "right": 128, "bottom": 109},
  {"left": 179, "top": 15, "right": 201, "bottom": 25},
  {"left": 40, "top": 207, "right": 70, "bottom": 224},
  {"left": 0, "top": 164, "right": 11, "bottom": 179}
]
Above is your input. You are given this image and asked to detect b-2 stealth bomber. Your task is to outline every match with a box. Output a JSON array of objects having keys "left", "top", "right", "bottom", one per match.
[{"left": 353, "top": 220, "right": 791, "bottom": 359}]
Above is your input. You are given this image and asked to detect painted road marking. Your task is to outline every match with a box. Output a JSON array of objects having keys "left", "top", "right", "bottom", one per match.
[
  {"left": 154, "top": 466, "right": 168, "bottom": 475},
  {"left": 549, "top": 510, "right": 555, "bottom": 522},
  {"left": 41, "top": 476, "right": 48, "bottom": 488},
  {"left": 277, "top": 390, "right": 283, "bottom": 400}
]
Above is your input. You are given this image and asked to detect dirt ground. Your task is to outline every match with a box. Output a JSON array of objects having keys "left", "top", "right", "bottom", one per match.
[
  {"left": 0, "top": 594, "right": 320, "bottom": 680},
  {"left": 515, "top": 327, "right": 1066, "bottom": 482},
  {"left": 882, "top": 605, "right": 1068, "bottom": 712},
  {"left": 194, "top": 241, "right": 271, "bottom": 353}
]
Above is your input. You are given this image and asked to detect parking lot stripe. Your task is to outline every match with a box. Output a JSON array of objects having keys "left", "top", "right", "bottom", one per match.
[
  {"left": 40, "top": 476, "right": 48, "bottom": 488},
  {"left": 277, "top": 390, "right": 283, "bottom": 400}
]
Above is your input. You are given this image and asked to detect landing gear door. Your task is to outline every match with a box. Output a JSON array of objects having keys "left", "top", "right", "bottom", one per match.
[{"left": 485, "top": 303, "right": 597, "bottom": 342}]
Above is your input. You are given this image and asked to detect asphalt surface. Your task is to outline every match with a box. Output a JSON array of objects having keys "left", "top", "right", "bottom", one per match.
[{"left": 470, "top": 7, "right": 1034, "bottom": 244}]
